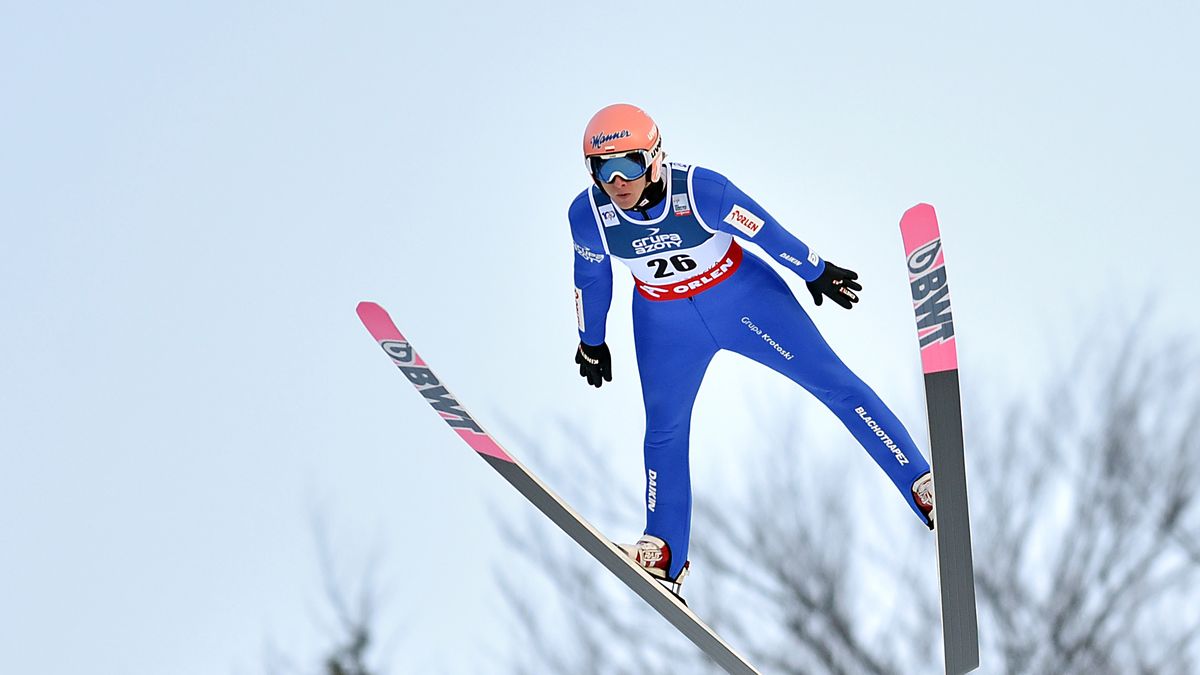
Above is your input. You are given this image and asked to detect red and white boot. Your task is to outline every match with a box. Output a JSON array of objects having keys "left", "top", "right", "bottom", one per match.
[
  {"left": 619, "top": 535, "right": 690, "bottom": 598},
  {"left": 912, "top": 471, "right": 935, "bottom": 530}
]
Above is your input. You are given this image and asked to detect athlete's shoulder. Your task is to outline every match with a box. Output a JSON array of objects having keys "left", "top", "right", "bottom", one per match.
[
  {"left": 569, "top": 187, "right": 593, "bottom": 214},
  {"left": 569, "top": 187, "right": 606, "bottom": 248},
  {"left": 688, "top": 165, "right": 732, "bottom": 189},
  {"left": 683, "top": 165, "right": 733, "bottom": 210},
  {"left": 569, "top": 187, "right": 597, "bottom": 224}
]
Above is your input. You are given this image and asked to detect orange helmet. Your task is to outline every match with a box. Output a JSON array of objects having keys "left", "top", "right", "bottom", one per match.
[{"left": 582, "top": 103, "right": 663, "bottom": 184}]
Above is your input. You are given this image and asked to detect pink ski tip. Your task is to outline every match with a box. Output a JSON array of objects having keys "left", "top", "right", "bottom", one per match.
[
  {"left": 357, "top": 301, "right": 384, "bottom": 321},
  {"left": 357, "top": 300, "right": 408, "bottom": 344},
  {"left": 900, "top": 203, "right": 942, "bottom": 252},
  {"left": 904, "top": 202, "right": 936, "bottom": 218}
]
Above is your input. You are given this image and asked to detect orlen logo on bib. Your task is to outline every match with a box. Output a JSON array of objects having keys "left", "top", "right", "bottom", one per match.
[{"left": 723, "top": 205, "right": 764, "bottom": 238}]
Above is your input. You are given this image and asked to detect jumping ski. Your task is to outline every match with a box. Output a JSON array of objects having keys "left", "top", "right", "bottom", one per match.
[
  {"left": 900, "top": 203, "right": 980, "bottom": 674},
  {"left": 356, "top": 301, "right": 761, "bottom": 675}
]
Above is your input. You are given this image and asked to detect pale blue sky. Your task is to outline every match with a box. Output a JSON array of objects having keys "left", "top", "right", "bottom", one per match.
[{"left": 3, "top": 2, "right": 1197, "bottom": 673}]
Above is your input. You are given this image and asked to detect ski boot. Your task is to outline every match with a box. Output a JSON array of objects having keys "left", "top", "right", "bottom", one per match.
[
  {"left": 912, "top": 471, "right": 935, "bottom": 530},
  {"left": 619, "top": 535, "right": 690, "bottom": 601}
]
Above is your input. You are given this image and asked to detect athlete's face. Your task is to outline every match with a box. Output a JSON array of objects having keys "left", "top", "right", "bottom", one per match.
[{"left": 601, "top": 174, "right": 647, "bottom": 210}]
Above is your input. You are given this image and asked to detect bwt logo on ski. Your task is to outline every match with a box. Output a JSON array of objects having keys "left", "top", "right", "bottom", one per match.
[
  {"left": 590, "top": 129, "right": 631, "bottom": 149},
  {"left": 907, "top": 239, "right": 955, "bottom": 347},
  {"left": 855, "top": 406, "right": 909, "bottom": 465},
  {"left": 380, "top": 340, "right": 484, "bottom": 434},
  {"left": 632, "top": 228, "right": 683, "bottom": 254}
]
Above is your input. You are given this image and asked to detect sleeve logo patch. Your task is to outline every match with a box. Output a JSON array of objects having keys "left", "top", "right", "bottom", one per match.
[
  {"left": 574, "top": 242, "right": 605, "bottom": 264},
  {"left": 808, "top": 250, "right": 820, "bottom": 266},
  {"left": 598, "top": 204, "right": 620, "bottom": 228},
  {"left": 723, "top": 205, "right": 764, "bottom": 238}
]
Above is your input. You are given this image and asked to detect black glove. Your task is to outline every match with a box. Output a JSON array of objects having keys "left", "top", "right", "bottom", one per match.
[
  {"left": 806, "top": 261, "right": 862, "bottom": 309},
  {"left": 575, "top": 342, "right": 612, "bottom": 388}
]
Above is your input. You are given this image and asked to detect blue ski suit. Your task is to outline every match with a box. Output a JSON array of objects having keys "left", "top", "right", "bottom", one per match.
[{"left": 570, "top": 163, "right": 931, "bottom": 580}]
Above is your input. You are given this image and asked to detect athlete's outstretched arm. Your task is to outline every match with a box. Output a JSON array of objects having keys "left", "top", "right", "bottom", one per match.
[
  {"left": 692, "top": 166, "right": 861, "bottom": 308},
  {"left": 691, "top": 167, "right": 826, "bottom": 280}
]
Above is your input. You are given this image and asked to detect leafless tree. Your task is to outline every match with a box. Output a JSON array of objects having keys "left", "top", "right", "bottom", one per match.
[
  {"left": 495, "top": 326, "right": 1200, "bottom": 674},
  {"left": 969, "top": 327, "right": 1200, "bottom": 675},
  {"left": 265, "top": 514, "right": 389, "bottom": 675},
  {"left": 313, "top": 517, "right": 379, "bottom": 675}
]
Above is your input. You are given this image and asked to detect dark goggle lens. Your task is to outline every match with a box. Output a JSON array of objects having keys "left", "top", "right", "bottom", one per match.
[{"left": 589, "top": 153, "right": 649, "bottom": 183}]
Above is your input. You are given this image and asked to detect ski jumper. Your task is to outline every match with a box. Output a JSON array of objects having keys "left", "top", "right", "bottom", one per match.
[{"left": 570, "top": 163, "right": 931, "bottom": 579}]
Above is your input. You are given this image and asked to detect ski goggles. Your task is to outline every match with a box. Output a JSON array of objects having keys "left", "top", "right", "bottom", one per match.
[
  {"left": 587, "top": 150, "right": 652, "bottom": 183},
  {"left": 587, "top": 140, "right": 660, "bottom": 183}
]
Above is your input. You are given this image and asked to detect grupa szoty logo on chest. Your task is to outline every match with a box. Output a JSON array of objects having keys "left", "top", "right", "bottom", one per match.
[{"left": 632, "top": 227, "right": 683, "bottom": 255}]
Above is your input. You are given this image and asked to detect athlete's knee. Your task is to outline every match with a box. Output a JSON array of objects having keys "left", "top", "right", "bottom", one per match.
[
  {"left": 806, "top": 381, "right": 858, "bottom": 411},
  {"left": 810, "top": 368, "right": 875, "bottom": 407},
  {"left": 644, "top": 420, "right": 690, "bottom": 449}
]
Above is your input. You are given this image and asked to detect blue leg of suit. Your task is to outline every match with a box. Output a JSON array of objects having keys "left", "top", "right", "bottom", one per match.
[{"left": 632, "top": 253, "right": 930, "bottom": 580}]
